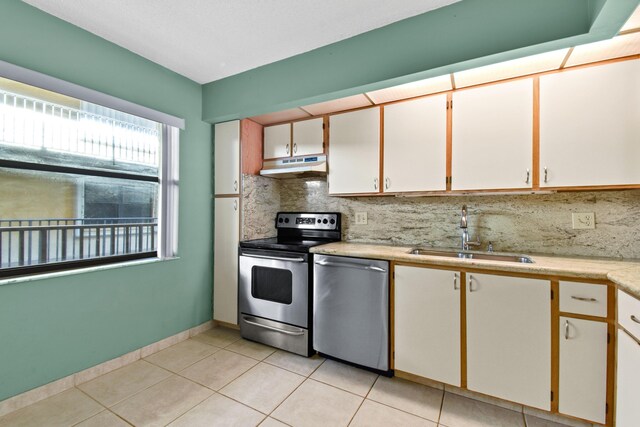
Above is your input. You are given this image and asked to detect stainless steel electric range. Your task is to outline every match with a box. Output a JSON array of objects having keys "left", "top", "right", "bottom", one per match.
[{"left": 238, "top": 212, "right": 341, "bottom": 356}]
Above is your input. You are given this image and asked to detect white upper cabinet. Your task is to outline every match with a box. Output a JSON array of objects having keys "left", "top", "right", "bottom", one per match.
[
  {"left": 329, "top": 107, "right": 381, "bottom": 194},
  {"left": 540, "top": 59, "right": 640, "bottom": 187},
  {"left": 292, "top": 118, "right": 324, "bottom": 156},
  {"left": 383, "top": 95, "right": 447, "bottom": 192},
  {"left": 264, "top": 123, "right": 291, "bottom": 159},
  {"left": 452, "top": 79, "right": 533, "bottom": 191},
  {"left": 214, "top": 120, "right": 240, "bottom": 195},
  {"left": 394, "top": 266, "right": 461, "bottom": 386},
  {"left": 466, "top": 273, "right": 550, "bottom": 410}
]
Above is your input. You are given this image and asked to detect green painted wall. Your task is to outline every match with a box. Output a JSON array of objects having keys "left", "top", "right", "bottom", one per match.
[
  {"left": 202, "top": 0, "right": 639, "bottom": 123},
  {"left": 0, "top": 1, "right": 212, "bottom": 401}
]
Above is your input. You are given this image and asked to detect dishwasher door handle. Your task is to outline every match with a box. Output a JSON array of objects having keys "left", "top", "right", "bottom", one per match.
[{"left": 315, "top": 259, "right": 387, "bottom": 273}]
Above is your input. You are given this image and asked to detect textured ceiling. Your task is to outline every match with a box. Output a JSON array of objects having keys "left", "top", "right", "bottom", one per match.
[{"left": 22, "top": 0, "right": 460, "bottom": 84}]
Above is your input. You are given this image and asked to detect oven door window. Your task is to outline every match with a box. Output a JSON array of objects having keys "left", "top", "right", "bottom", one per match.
[{"left": 251, "top": 266, "right": 293, "bottom": 305}]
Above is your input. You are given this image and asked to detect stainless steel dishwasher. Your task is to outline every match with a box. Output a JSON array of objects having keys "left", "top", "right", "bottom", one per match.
[{"left": 313, "top": 254, "right": 390, "bottom": 374}]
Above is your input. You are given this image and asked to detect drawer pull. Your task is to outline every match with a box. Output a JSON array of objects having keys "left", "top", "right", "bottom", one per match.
[
  {"left": 631, "top": 315, "right": 640, "bottom": 324},
  {"left": 571, "top": 296, "right": 597, "bottom": 302}
]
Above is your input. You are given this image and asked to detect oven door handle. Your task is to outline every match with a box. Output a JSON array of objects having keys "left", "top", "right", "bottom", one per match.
[
  {"left": 242, "top": 317, "right": 306, "bottom": 336},
  {"left": 241, "top": 254, "right": 306, "bottom": 263},
  {"left": 314, "top": 260, "right": 387, "bottom": 273}
]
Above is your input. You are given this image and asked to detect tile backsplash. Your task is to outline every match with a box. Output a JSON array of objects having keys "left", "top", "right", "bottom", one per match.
[{"left": 242, "top": 174, "right": 640, "bottom": 259}]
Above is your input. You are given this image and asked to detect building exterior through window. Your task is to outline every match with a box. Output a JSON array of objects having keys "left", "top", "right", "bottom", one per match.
[{"left": 0, "top": 74, "right": 178, "bottom": 277}]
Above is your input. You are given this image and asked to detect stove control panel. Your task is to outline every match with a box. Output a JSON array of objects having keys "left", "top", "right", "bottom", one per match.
[{"left": 276, "top": 213, "right": 340, "bottom": 230}]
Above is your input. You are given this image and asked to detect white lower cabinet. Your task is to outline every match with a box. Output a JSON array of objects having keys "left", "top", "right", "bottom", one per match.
[
  {"left": 466, "top": 273, "right": 550, "bottom": 409},
  {"left": 213, "top": 197, "right": 240, "bottom": 325},
  {"left": 617, "top": 328, "right": 640, "bottom": 427},
  {"left": 558, "top": 317, "right": 607, "bottom": 424},
  {"left": 394, "top": 266, "right": 461, "bottom": 385}
]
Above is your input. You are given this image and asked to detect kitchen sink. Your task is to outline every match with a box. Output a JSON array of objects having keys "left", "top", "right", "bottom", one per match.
[{"left": 408, "top": 248, "right": 533, "bottom": 264}]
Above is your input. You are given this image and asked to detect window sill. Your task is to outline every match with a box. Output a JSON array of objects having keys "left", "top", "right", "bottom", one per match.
[{"left": 0, "top": 256, "right": 180, "bottom": 287}]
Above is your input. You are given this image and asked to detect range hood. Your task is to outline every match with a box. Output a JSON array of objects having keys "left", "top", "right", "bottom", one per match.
[{"left": 260, "top": 154, "right": 327, "bottom": 179}]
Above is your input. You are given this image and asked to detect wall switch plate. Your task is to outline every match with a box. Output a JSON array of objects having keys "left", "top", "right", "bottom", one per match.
[
  {"left": 355, "top": 212, "right": 368, "bottom": 225},
  {"left": 572, "top": 212, "right": 595, "bottom": 229}
]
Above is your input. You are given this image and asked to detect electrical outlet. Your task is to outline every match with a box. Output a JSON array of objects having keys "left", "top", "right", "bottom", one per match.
[
  {"left": 572, "top": 212, "right": 595, "bottom": 230},
  {"left": 355, "top": 212, "right": 368, "bottom": 225}
]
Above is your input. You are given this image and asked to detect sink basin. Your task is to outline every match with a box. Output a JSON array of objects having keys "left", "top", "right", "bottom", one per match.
[{"left": 409, "top": 248, "right": 533, "bottom": 264}]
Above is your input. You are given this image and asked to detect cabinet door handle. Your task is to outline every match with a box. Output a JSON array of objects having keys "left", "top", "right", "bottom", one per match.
[
  {"left": 525, "top": 169, "right": 530, "bottom": 184},
  {"left": 571, "top": 295, "right": 597, "bottom": 302},
  {"left": 453, "top": 273, "right": 459, "bottom": 290},
  {"left": 564, "top": 319, "right": 570, "bottom": 340},
  {"left": 468, "top": 274, "right": 475, "bottom": 292},
  {"left": 233, "top": 180, "right": 238, "bottom": 192},
  {"left": 544, "top": 167, "right": 548, "bottom": 183},
  {"left": 293, "top": 143, "right": 297, "bottom": 154},
  {"left": 373, "top": 178, "right": 378, "bottom": 190},
  {"left": 631, "top": 315, "right": 640, "bottom": 324},
  {"left": 233, "top": 200, "right": 238, "bottom": 211},
  {"left": 385, "top": 177, "right": 390, "bottom": 190}
]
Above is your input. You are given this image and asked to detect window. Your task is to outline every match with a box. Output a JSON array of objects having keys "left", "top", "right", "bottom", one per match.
[{"left": 0, "top": 68, "right": 180, "bottom": 278}]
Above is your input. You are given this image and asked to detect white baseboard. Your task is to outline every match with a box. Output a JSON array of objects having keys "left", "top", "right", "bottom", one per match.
[{"left": 0, "top": 320, "right": 214, "bottom": 418}]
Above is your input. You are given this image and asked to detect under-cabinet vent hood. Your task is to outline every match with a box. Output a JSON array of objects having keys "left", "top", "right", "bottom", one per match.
[{"left": 260, "top": 154, "right": 327, "bottom": 179}]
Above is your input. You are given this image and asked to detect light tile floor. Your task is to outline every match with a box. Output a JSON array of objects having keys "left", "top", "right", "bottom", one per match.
[{"left": 0, "top": 326, "right": 583, "bottom": 427}]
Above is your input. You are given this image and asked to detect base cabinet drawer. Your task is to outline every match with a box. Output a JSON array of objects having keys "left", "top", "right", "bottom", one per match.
[
  {"left": 558, "top": 317, "right": 607, "bottom": 424},
  {"left": 559, "top": 281, "right": 607, "bottom": 317}
]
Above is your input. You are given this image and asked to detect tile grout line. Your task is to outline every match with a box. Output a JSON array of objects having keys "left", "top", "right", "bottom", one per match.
[
  {"left": 263, "top": 366, "right": 312, "bottom": 420},
  {"left": 144, "top": 349, "right": 221, "bottom": 373},
  {"left": 262, "top": 357, "right": 329, "bottom": 425},
  {"left": 204, "top": 360, "right": 301, "bottom": 423},
  {"left": 103, "top": 408, "right": 134, "bottom": 427},
  {"left": 78, "top": 361, "right": 174, "bottom": 410},
  {"left": 154, "top": 388, "right": 215, "bottom": 427},
  {"left": 218, "top": 342, "right": 276, "bottom": 362},
  {"left": 365, "top": 393, "right": 443, "bottom": 425},
  {"left": 437, "top": 389, "right": 446, "bottom": 425},
  {"left": 171, "top": 365, "right": 257, "bottom": 399},
  {"left": 71, "top": 387, "right": 127, "bottom": 427},
  {"left": 304, "top": 375, "right": 376, "bottom": 400},
  {"left": 345, "top": 373, "right": 378, "bottom": 426},
  {"left": 261, "top": 355, "right": 326, "bottom": 377},
  {"left": 363, "top": 378, "right": 445, "bottom": 425}
]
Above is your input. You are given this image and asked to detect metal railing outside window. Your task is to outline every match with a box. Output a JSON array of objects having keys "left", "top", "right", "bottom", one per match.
[
  {"left": 0, "top": 70, "right": 179, "bottom": 279},
  {"left": 0, "top": 218, "right": 157, "bottom": 269}
]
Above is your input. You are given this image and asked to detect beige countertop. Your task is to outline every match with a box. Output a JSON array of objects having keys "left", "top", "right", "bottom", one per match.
[
  {"left": 607, "top": 265, "right": 640, "bottom": 299},
  {"left": 311, "top": 242, "right": 640, "bottom": 299}
]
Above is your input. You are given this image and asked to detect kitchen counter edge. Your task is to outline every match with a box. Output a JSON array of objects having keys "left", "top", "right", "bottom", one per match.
[{"left": 310, "top": 242, "right": 640, "bottom": 300}]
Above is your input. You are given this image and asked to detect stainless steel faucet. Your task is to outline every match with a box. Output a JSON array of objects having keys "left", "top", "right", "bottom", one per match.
[{"left": 460, "top": 205, "right": 481, "bottom": 251}]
